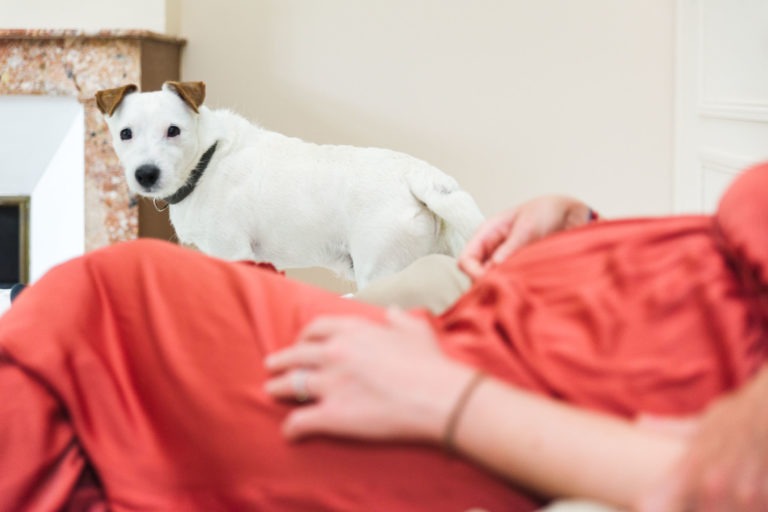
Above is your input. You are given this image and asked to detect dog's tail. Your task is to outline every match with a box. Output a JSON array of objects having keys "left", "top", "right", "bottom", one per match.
[{"left": 405, "top": 169, "right": 485, "bottom": 256}]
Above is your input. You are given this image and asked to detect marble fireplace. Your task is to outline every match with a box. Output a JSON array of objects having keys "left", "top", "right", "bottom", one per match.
[{"left": 0, "top": 29, "right": 185, "bottom": 283}]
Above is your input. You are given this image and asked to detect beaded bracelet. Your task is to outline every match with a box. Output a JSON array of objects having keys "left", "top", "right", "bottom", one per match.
[{"left": 443, "top": 370, "right": 486, "bottom": 453}]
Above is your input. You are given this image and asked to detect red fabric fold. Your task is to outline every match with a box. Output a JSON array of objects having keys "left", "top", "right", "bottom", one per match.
[{"left": 1, "top": 161, "right": 766, "bottom": 510}]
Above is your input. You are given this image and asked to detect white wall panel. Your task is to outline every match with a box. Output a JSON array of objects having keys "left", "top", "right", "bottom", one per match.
[{"left": 675, "top": 0, "right": 768, "bottom": 213}]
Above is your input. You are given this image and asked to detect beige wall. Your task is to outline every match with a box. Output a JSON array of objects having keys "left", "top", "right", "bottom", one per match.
[
  {"left": 178, "top": 0, "right": 675, "bottom": 219},
  {"left": 1, "top": 0, "right": 176, "bottom": 34},
  {"left": 2, "top": 0, "right": 676, "bottom": 290}
]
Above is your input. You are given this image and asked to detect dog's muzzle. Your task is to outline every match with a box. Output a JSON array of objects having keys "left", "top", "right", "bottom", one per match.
[{"left": 135, "top": 164, "right": 161, "bottom": 189}]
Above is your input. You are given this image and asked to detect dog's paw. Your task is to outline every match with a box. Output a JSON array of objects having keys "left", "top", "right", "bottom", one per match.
[
  {"left": 0, "top": 288, "right": 11, "bottom": 317},
  {"left": 0, "top": 284, "right": 26, "bottom": 317}
]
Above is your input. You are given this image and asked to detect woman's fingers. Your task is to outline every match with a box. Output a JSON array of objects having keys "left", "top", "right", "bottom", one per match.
[
  {"left": 283, "top": 405, "right": 336, "bottom": 440},
  {"left": 266, "top": 315, "right": 386, "bottom": 402},
  {"left": 459, "top": 210, "right": 521, "bottom": 279},
  {"left": 264, "top": 343, "right": 328, "bottom": 373},
  {"left": 297, "top": 315, "right": 379, "bottom": 342},
  {"left": 490, "top": 218, "right": 535, "bottom": 263},
  {"left": 461, "top": 197, "right": 598, "bottom": 279},
  {"left": 458, "top": 227, "right": 508, "bottom": 279},
  {"left": 267, "top": 315, "right": 375, "bottom": 372},
  {"left": 264, "top": 367, "right": 323, "bottom": 402}
]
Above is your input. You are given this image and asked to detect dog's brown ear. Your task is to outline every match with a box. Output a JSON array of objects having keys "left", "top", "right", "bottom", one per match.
[
  {"left": 164, "top": 81, "right": 206, "bottom": 113},
  {"left": 95, "top": 84, "right": 138, "bottom": 116}
]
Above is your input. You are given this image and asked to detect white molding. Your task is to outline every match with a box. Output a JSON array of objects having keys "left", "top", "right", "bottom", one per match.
[
  {"left": 698, "top": 150, "right": 755, "bottom": 174},
  {"left": 695, "top": 0, "right": 768, "bottom": 122},
  {"left": 697, "top": 151, "right": 755, "bottom": 212},
  {"left": 676, "top": 0, "right": 767, "bottom": 213},
  {"left": 698, "top": 101, "right": 768, "bottom": 122}
]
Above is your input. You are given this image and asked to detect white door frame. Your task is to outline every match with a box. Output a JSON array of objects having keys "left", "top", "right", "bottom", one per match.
[{"left": 674, "top": 0, "right": 768, "bottom": 213}]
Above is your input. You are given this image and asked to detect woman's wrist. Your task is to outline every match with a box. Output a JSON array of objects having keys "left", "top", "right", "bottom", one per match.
[
  {"left": 443, "top": 370, "right": 486, "bottom": 452},
  {"left": 412, "top": 360, "right": 480, "bottom": 444}
]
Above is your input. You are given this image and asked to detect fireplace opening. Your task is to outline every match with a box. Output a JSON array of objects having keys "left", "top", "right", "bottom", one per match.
[{"left": 0, "top": 197, "right": 29, "bottom": 287}]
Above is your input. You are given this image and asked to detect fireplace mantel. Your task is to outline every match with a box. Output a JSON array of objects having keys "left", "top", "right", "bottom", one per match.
[{"left": 0, "top": 29, "right": 186, "bottom": 251}]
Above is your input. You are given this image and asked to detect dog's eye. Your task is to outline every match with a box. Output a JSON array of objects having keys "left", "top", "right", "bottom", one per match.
[
  {"left": 120, "top": 128, "right": 132, "bottom": 141},
  {"left": 167, "top": 125, "right": 181, "bottom": 138}
]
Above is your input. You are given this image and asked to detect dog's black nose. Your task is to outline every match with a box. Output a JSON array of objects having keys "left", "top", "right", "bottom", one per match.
[{"left": 135, "top": 165, "right": 160, "bottom": 188}]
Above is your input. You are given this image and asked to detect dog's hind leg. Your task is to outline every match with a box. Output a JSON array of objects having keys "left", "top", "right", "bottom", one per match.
[{"left": 349, "top": 213, "right": 440, "bottom": 289}]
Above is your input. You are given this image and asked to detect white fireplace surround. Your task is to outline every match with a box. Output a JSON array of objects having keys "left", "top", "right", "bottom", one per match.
[{"left": 0, "top": 95, "right": 85, "bottom": 283}]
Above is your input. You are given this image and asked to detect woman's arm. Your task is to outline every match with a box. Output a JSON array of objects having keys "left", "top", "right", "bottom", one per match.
[
  {"left": 265, "top": 309, "right": 685, "bottom": 509},
  {"left": 637, "top": 365, "right": 768, "bottom": 512},
  {"left": 454, "top": 374, "right": 684, "bottom": 508}
]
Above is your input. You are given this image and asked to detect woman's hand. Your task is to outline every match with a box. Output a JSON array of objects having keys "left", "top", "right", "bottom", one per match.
[
  {"left": 459, "top": 195, "right": 593, "bottom": 281},
  {"left": 636, "top": 368, "right": 768, "bottom": 512},
  {"left": 264, "top": 308, "right": 472, "bottom": 443}
]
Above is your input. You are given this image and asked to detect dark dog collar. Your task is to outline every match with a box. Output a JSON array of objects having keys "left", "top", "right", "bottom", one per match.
[{"left": 161, "top": 142, "right": 218, "bottom": 205}]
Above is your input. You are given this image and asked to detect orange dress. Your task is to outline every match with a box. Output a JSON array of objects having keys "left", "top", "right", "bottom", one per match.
[{"left": 1, "top": 162, "right": 767, "bottom": 511}]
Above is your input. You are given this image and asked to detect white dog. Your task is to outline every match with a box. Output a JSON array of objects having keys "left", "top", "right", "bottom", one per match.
[{"left": 96, "top": 81, "right": 484, "bottom": 288}]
